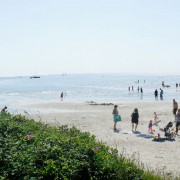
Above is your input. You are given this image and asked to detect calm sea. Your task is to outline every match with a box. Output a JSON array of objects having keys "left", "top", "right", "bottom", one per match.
[{"left": 0, "top": 74, "right": 180, "bottom": 112}]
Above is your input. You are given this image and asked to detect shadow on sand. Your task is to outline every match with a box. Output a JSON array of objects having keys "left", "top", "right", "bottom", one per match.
[
  {"left": 113, "top": 129, "right": 120, "bottom": 133},
  {"left": 136, "top": 133, "right": 154, "bottom": 139},
  {"left": 136, "top": 133, "right": 176, "bottom": 142},
  {"left": 152, "top": 138, "right": 175, "bottom": 142},
  {"left": 133, "top": 131, "right": 141, "bottom": 134}
]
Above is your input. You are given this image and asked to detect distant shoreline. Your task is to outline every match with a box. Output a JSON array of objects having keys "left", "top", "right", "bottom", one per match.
[{"left": 2, "top": 72, "right": 180, "bottom": 78}]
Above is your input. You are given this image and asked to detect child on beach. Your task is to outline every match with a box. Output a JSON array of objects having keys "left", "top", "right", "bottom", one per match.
[
  {"left": 148, "top": 120, "right": 153, "bottom": 132},
  {"left": 152, "top": 112, "right": 161, "bottom": 126},
  {"left": 152, "top": 133, "right": 161, "bottom": 141},
  {"left": 112, "top": 105, "right": 121, "bottom": 130},
  {"left": 131, "top": 108, "right": 139, "bottom": 132}
]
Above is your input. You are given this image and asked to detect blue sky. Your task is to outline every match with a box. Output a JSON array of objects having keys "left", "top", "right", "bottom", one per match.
[{"left": 0, "top": 0, "right": 180, "bottom": 76}]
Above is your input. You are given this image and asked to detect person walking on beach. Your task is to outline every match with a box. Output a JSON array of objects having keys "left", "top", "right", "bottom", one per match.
[
  {"left": 112, "top": 105, "right": 121, "bottom": 130},
  {"left": 154, "top": 89, "right": 158, "bottom": 100},
  {"left": 173, "top": 99, "right": 178, "bottom": 118},
  {"left": 131, "top": 108, "right": 139, "bottom": 132},
  {"left": 60, "top": 92, "right": 64, "bottom": 101},
  {"left": 175, "top": 109, "right": 180, "bottom": 135}
]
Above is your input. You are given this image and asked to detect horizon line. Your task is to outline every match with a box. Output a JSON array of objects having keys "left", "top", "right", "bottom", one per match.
[{"left": 1, "top": 72, "right": 180, "bottom": 78}]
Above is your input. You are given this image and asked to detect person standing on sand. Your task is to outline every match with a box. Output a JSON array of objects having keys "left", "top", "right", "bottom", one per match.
[
  {"left": 148, "top": 120, "right": 153, "bottom": 132},
  {"left": 173, "top": 99, "right": 178, "bottom": 118},
  {"left": 175, "top": 109, "right": 180, "bottom": 135},
  {"left": 153, "top": 111, "right": 158, "bottom": 122},
  {"left": 131, "top": 108, "right": 139, "bottom": 132},
  {"left": 112, "top": 105, "right": 121, "bottom": 130},
  {"left": 152, "top": 112, "right": 161, "bottom": 126}
]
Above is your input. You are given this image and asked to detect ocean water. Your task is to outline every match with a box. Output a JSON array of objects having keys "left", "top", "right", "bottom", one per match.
[{"left": 0, "top": 74, "right": 180, "bottom": 111}]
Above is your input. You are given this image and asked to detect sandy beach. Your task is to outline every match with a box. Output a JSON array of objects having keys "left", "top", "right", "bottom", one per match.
[{"left": 18, "top": 101, "right": 180, "bottom": 177}]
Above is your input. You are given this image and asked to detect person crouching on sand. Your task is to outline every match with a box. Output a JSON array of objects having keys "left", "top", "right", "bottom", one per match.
[
  {"left": 112, "top": 105, "right": 121, "bottom": 130},
  {"left": 131, "top": 108, "right": 139, "bottom": 132}
]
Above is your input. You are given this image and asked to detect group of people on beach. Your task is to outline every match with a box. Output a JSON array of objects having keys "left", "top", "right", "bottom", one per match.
[
  {"left": 112, "top": 105, "right": 140, "bottom": 131},
  {"left": 113, "top": 106, "right": 160, "bottom": 132},
  {"left": 128, "top": 86, "right": 143, "bottom": 94},
  {"left": 112, "top": 99, "right": 180, "bottom": 136}
]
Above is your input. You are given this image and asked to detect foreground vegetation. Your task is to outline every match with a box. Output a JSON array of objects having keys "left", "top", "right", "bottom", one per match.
[{"left": 0, "top": 112, "right": 176, "bottom": 179}]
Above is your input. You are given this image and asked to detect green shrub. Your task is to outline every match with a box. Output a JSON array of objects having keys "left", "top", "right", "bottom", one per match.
[{"left": 0, "top": 112, "right": 177, "bottom": 180}]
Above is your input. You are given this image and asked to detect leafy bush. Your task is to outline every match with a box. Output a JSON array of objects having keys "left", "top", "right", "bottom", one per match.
[{"left": 0, "top": 112, "right": 173, "bottom": 179}]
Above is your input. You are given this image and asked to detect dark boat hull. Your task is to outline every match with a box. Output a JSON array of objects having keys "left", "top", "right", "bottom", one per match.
[{"left": 30, "top": 76, "right": 40, "bottom": 79}]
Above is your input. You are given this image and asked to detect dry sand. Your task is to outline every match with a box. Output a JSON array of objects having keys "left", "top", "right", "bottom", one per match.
[{"left": 18, "top": 101, "right": 180, "bottom": 177}]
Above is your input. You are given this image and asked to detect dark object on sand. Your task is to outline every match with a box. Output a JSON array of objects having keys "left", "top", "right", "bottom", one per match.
[{"left": 87, "top": 101, "right": 114, "bottom": 106}]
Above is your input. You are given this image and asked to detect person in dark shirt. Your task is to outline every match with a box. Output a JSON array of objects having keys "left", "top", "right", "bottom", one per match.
[{"left": 131, "top": 108, "right": 139, "bottom": 132}]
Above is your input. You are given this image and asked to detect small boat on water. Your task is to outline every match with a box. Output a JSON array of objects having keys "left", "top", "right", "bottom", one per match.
[{"left": 30, "top": 76, "right": 40, "bottom": 79}]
